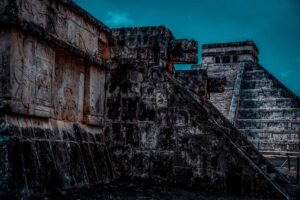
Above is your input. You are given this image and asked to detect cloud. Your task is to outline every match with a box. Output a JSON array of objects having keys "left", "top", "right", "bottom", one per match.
[
  {"left": 280, "top": 70, "right": 291, "bottom": 79},
  {"left": 104, "top": 11, "right": 134, "bottom": 27}
]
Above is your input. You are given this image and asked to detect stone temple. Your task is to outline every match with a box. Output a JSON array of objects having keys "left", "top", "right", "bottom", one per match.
[
  {"left": 193, "top": 41, "right": 300, "bottom": 170},
  {"left": 0, "top": 0, "right": 299, "bottom": 199}
]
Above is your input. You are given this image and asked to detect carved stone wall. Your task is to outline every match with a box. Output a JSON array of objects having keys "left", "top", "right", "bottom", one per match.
[
  {"left": 201, "top": 41, "right": 300, "bottom": 183},
  {"left": 175, "top": 69, "right": 209, "bottom": 99},
  {"left": 174, "top": 68, "right": 226, "bottom": 100},
  {"left": 53, "top": 51, "right": 86, "bottom": 122},
  {"left": 236, "top": 64, "right": 300, "bottom": 157},
  {"left": 0, "top": 0, "right": 295, "bottom": 199},
  {"left": 15, "top": 0, "right": 110, "bottom": 58},
  {"left": 103, "top": 59, "right": 282, "bottom": 199},
  {"left": 199, "top": 41, "right": 259, "bottom": 118},
  {"left": 0, "top": 28, "right": 55, "bottom": 117}
]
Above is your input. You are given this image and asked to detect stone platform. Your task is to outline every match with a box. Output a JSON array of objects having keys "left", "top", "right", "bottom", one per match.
[{"left": 0, "top": 0, "right": 298, "bottom": 199}]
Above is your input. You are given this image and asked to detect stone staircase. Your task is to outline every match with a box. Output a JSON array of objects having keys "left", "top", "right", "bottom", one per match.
[
  {"left": 236, "top": 64, "right": 300, "bottom": 183},
  {"left": 167, "top": 72, "right": 294, "bottom": 199}
]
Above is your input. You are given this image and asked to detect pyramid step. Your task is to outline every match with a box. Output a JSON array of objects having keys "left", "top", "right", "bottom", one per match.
[
  {"left": 244, "top": 70, "right": 268, "bottom": 80},
  {"left": 238, "top": 108, "right": 300, "bottom": 120},
  {"left": 240, "top": 98, "right": 298, "bottom": 109},
  {"left": 241, "top": 88, "right": 286, "bottom": 99},
  {"left": 249, "top": 139, "right": 300, "bottom": 145},
  {"left": 262, "top": 151, "right": 300, "bottom": 157},
  {"left": 247, "top": 139, "right": 300, "bottom": 152},
  {"left": 241, "top": 80, "right": 273, "bottom": 89},
  {"left": 239, "top": 129, "right": 300, "bottom": 152},
  {"left": 236, "top": 119, "right": 300, "bottom": 130},
  {"left": 239, "top": 129, "right": 300, "bottom": 139},
  {"left": 244, "top": 64, "right": 262, "bottom": 71}
]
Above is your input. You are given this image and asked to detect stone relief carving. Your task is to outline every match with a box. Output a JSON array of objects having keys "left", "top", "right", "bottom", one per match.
[
  {"left": 90, "top": 68, "right": 105, "bottom": 116},
  {"left": 67, "top": 18, "right": 97, "bottom": 54},
  {"left": 61, "top": 87, "right": 76, "bottom": 121},
  {"left": 19, "top": 0, "right": 34, "bottom": 17},
  {"left": 18, "top": 0, "right": 101, "bottom": 57},
  {"left": 34, "top": 42, "right": 53, "bottom": 107},
  {"left": 10, "top": 33, "right": 54, "bottom": 116},
  {"left": 19, "top": 0, "right": 47, "bottom": 27},
  {"left": 53, "top": 53, "right": 86, "bottom": 121},
  {"left": 13, "top": 35, "right": 32, "bottom": 109}
]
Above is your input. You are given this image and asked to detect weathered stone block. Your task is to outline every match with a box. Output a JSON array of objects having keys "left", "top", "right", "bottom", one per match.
[
  {"left": 0, "top": 0, "right": 293, "bottom": 198},
  {"left": 131, "top": 150, "right": 151, "bottom": 178},
  {"left": 110, "top": 145, "right": 132, "bottom": 177},
  {"left": 150, "top": 152, "right": 174, "bottom": 181},
  {"left": 22, "top": 139, "right": 44, "bottom": 195},
  {"left": 35, "top": 140, "right": 61, "bottom": 193},
  {"left": 157, "top": 127, "right": 176, "bottom": 150},
  {"left": 121, "top": 98, "right": 139, "bottom": 121},
  {"left": 111, "top": 123, "right": 125, "bottom": 145},
  {"left": 0, "top": 137, "right": 24, "bottom": 194},
  {"left": 125, "top": 123, "right": 139, "bottom": 147},
  {"left": 84, "top": 65, "right": 106, "bottom": 126},
  {"left": 53, "top": 51, "right": 85, "bottom": 122},
  {"left": 15, "top": 0, "right": 110, "bottom": 58},
  {"left": 106, "top": 98, "right": 121, "bottom": 120},
  {"left": 169, "top": 39, "right": 198, "bottom": 64},
  {"left": 139, "top": 122, "right": 159, "bottom": 149},
  {"left": 51, "top": 141, "right": 72, "bottom": 188},
  {"left": 79, "top": 142, "right": 98, "bottom": 184},
  {"left": 67, "top": 142, "right": 89, "bottom": 186},
  {"left": 0, "top": 29, "right": 54, "bottom": 118},
  {"left": 138, "top": 99, "right": 156, "bottom": 121}
]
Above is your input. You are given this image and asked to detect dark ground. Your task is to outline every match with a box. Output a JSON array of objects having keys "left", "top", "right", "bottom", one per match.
[{"left": 33, "top": 180, "right": 277, "bottom": 200}]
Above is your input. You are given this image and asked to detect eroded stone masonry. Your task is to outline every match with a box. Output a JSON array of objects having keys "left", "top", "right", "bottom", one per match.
[
  {"left": 0, "top": 0, "right": 299, "bottom": 199},
  {"left": 193, "top": 41, "right": 300, "bottom": 178}
]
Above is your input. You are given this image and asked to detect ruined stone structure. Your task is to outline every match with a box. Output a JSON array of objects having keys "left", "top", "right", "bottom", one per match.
[
  {"left": 196, "top": 41, "right": 258, "bottom": 119},
  {"left": 195, "top": 41, "right": 300, "bottom": 180},
  {"left": 0, "top": 0, "right": 299, "bottom": 199}
]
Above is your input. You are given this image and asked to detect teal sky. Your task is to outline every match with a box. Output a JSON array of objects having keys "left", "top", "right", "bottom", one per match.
[{"left": 74, "top": 0, "right": 300, "bottom": 96}]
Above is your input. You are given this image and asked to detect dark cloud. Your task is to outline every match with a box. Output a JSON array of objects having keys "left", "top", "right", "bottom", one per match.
[{"left": 104, "top": 11, "right": 134, "bottom": 27}]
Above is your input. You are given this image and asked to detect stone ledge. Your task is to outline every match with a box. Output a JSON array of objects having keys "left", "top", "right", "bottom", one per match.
[{"left": 0, "top": 15, "right": 110, "bottom": 70}]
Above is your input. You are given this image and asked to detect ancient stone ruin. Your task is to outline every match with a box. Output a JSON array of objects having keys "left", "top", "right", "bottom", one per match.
[
  {"left": 0, "top": 0, "right": 299, "bottom": 199},
  {"left": 192, "top": 41, "right": 300, "bottom": 174}
]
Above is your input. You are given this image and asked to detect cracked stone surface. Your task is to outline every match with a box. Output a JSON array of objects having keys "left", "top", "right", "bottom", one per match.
[{"left": 0, "top": 0, "right": 297, "bottom": 199}]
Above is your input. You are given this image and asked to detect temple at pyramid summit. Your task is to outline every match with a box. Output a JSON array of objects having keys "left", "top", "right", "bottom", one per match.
[
  {"left": 0, "top": 0, "right": 299, "bottom": 199},
  {"left": 190, "top": 41, "right": 300, "bottom": 172}
]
